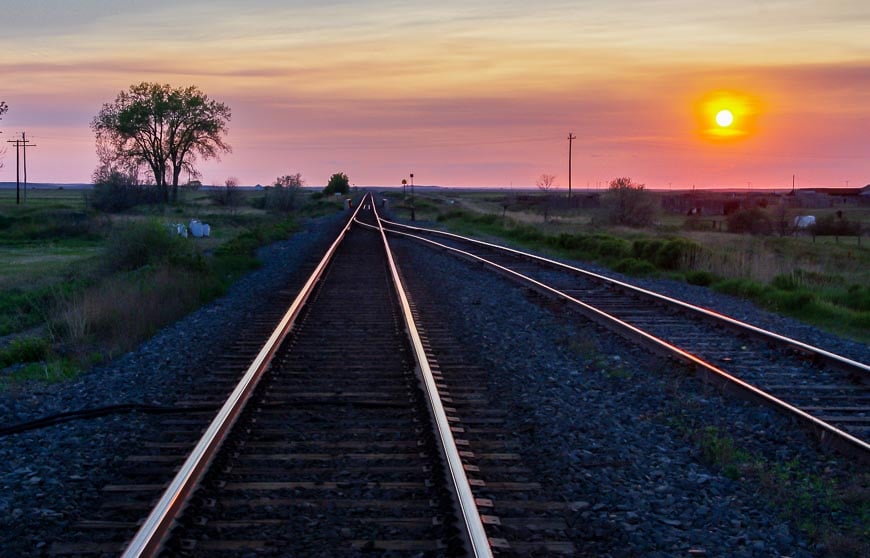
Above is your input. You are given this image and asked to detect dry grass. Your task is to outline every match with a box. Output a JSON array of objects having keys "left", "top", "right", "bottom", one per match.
[
  {"left": 54, "top": 266, "right": 213, "bottom": 358},
  {"left": 681, "top": 231, "right": 869, "bottom": 285}
]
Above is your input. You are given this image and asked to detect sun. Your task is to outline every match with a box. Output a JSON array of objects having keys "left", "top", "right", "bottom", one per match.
[
  {"left": 715, "top": 109, "right": 733, "bottom": 127},
  {"left": 694, "top": 90, "right": 761, "bottom": 141}
]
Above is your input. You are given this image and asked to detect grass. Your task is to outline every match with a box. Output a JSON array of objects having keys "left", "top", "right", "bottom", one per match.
[
  {"left": 393, "top": 192, "right": 870, "bottom": 343},
  {"left": 0, "top": 186, "right": 344, "bottom": 386},
  {"left": 693, "top": 426, "right": 869, "bottom": 557}
]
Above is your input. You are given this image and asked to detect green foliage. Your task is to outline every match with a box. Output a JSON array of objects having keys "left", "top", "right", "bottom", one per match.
[
  {"left": 0, "top": 337, "right": 50, "bottom": 367},
  {"left": 685, "top": 270, "right": 717, "bottom": 286},
  {"left": 712, "top": 278, "right": 768, "bottom": 299},
  {"left": 830, "top": 284, "right": 870, "bottom": 312},
  {"left": 812, "top": 213, "right": 861, "bottom": 236},
  {"left": 103, "top": 220, "right": 203, "bottom": 272},
  {"left": 613, "top": 258, "right": 657, "bottom": 276},
  {"left": 91, "top": 82, "right": 231, "bottom": 202},
  {"left": 0, "top": 358, "right": 80, "bottom": 387},
  {"left": 726, "top": 207, "right": 773, "bottom": 235},
  {"left": 323, "top": 172, "right": 350, "bottom": 196},
  {"left": 631, "top": 237, "right": 700, "bottom": 270},
  {"left": 0, "top": 209, "right": 100, "bottom": 241},
  {"left": 212, "top": 217, "right": 298, "bottom": 284},
  {"left": 90, "top": 170, "right": 162, "bottom": 212}
]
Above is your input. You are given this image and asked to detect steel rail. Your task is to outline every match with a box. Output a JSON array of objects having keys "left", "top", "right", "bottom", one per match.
[
  {"left": 122, "top": 202, "right": 366, "bottom": 558},
  {"left": 380, "top": 218, "right": 869, "bottom": 375},
  {"left": 384, "top": 227, "right": 870, "bottom": 463},
  {"left": 370, "top": 203, "right": 494, "bottom": 558}
]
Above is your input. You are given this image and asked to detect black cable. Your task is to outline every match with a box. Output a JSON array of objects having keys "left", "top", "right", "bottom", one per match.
[
  {"left": 0, "top": 403, "right": 219, "bottom": 437},
  {"left": 0, "top": 398, "right": 409, "bottom": 437}
]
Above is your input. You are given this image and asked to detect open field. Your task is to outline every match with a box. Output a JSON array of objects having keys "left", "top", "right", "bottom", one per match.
[
  {"left": 0, "top": 186, "right": 345, "bottom": 386},
  {"left": 386, "top": 189, "right": 870, "bottom": 343}
]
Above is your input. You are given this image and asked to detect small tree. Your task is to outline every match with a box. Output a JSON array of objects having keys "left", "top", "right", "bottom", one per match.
[
  {"left": 603, "top": 177, "right": 657, "bottom": 227},
  {"left": 323, "top": 172, "right": 350, "bottom": 196},
  {"left": 536, "top": 173, "right": 556, "bottom": 192},
  {"left": 726, "top": 207, "right": 772, "bottom": 235},
  {"left": 211, "top": 176, "right": 240, "bottom": 208},
  {"left": 536, "top": 174, "right": 557, "bottom": 221},
  {"left": 267, "top": 173, "right": 304, "bottom": 211}
]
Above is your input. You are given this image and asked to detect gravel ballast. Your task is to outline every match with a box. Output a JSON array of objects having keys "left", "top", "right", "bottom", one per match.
[
  {"left": 389, "top": 229, "right": 867, "bottom": 558},
  {"left": 0, "top": 210, "right": 866, "bottom": 556}
]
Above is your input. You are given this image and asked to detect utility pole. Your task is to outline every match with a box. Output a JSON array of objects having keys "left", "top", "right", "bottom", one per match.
[
  {"left": 7, "top": 132, "right": 36, "bottom": 205},
  {"left": 23, "top": 132, "right": 33, "bottom": 203},
  {"left": 567, "top": 132, "right": 576, "bottom": 199}
]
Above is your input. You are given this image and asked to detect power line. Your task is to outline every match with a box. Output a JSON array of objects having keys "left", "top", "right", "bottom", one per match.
[{"left": 6, "top": 132, "right": 37, "bottom": 205}]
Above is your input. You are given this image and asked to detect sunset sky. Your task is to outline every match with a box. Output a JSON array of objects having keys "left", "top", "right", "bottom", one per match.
[{"left": 1, "top": 1, "right": 868, "bottom": 189}]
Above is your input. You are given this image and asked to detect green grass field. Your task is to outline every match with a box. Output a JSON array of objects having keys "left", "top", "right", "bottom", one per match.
[{"left": 0, "top": 186, "right": 345, "bottom": 386}]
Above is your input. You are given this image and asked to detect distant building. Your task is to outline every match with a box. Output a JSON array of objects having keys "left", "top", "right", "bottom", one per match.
[{"left": 792, "top": 185, "right": 870, "bottom": 208}]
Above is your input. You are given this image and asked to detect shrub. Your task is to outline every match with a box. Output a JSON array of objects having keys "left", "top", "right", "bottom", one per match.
[
  {"left": 613, "top": 258, "right": 656, "bottom": 276},
  {"left": 726, "top": 207, "right": 773, "bottom": 235},
  {"left": 770, "top": 290, "right": 817, "bottom": 311},
  {"left": 713, "top": 278, "right": 768, "bottom": 299},
  {"left": 596, "top": 237, "right": 632, "bottom": 260},
  {"left": 632, "top": 238, "right": 666, "bottom": 262},
  {"left": 811, "top": 214, "right": 860, "bottom": 236},
  {"left": 685, "top": 270, "right": 717, "bottom": 286},
  {"left": 0, "top": 337, "right": 50, "bottom": 367},
  {"left": 656, "top": 238, "right": 700, "bottom": 270},
  {"left": 103, "top": 220, "right": 202, "bottom": 272},
  {"left": 630, "top": 238, "right": 699, "bottom": 270},
  {"left": 823, "top": 284, "right": 870, "bottom": 313},
  {"left": 90, "top": 171, "right": 162, "bottom": 212}
]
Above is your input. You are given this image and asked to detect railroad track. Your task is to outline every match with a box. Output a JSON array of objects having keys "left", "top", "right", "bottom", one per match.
[
  {"left": 379, "top": 217, "right": 870, "bottom": 463},
  {"left": 51, "top": 195, "right": 581, "bottom": 556}
]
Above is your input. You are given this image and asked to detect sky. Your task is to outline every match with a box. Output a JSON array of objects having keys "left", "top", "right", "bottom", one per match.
[{"left": 0, "top": 0, "right": 868, "bottom": 189}]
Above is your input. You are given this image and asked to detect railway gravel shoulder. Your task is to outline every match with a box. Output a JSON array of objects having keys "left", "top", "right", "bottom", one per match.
[
  {"left": 0, "top": 212, "right": 348, "bottom": 556},
  {"left": 390, "top": 235, "right": 868, "bottom": 557}
]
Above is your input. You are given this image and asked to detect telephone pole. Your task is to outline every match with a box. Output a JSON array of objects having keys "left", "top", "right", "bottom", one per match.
[
  {"left": 567, "top": 132, "right": 576, "bottom": 199},
  {"left": 7, "top": 132, "right": 37, "bottom": 205}
]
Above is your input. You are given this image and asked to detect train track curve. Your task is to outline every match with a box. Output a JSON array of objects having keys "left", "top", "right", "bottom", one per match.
[{"left": 378, "top": 217, "right": 869, "bottom": 463}]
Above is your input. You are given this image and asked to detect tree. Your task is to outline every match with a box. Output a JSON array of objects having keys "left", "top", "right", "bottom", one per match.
[
  {"left": 536, "top": 173, "right": 557, "bottom": 221},
  {"left": 602, "top": 177, "right": 657, "bottom": 227},
  {"left": 323, "top": 172, "right": 350, "bottom": 195},
  {"left": 91, "top": 83, "right": 231, "bottom": 203},
  {"left": 536, "top": 173, "right": 556, "bottom": 192},
  {"left": 267, "top": 173, "right": 305, "bottom": 212},
  {"left": 275, "top": 173, "right": 304, "bottom": 189},
  {"left": 0, "top": 101, "right": 7, "bottom": 169}
]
